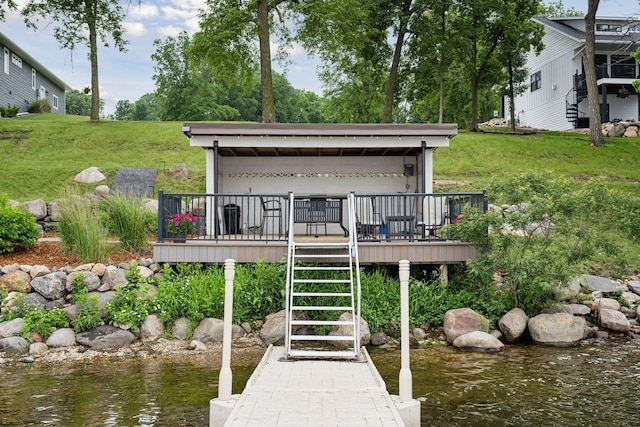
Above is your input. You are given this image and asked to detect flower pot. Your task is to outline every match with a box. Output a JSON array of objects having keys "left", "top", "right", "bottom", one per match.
[{"left": 171, "top": 232, "right": 187, "bottom": 243}]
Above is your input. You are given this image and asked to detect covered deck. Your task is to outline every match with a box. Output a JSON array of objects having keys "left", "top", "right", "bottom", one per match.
[{"left": 153, "top": 123, "right": 483, "bottom": 265}]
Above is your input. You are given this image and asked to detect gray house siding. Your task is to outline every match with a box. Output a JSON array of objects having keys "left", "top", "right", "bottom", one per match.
[{"left": 0, "top": 34, "right": 70, "bottom": 114}]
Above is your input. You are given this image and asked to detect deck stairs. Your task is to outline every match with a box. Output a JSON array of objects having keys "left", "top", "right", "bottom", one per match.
[
  {"left": 566, "top": 73, "right": 588, "bottom": 127},
  {"left": 284, "top": 193, "right": 362, "bottom": 360}
]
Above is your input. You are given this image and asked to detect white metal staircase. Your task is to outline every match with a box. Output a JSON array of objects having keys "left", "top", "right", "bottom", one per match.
[{"left": 284, "top": 193, "right": 362, "bottom": 360}]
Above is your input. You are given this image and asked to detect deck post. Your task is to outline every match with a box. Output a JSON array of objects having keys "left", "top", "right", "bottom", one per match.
[
  {"left": 210, "top": 259, "right": 238, "bottom": 427},
  {"left": 393, "top": 259, "right": 421, "bottom": 427},
  {"left": 399, "top": 259, "right": 412, "bottom": 402}
]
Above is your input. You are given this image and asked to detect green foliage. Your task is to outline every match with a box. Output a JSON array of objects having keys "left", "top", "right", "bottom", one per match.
[
  {"left": 71, "top": 274, "right": 101, "bottom": 332},
  {"left": 65, "top": 89, "right": 93, "bottom": 116},
  {"left": 21, "top": 308, "right": 69, "bottom": 340},
  {"left": 451, "top": 172, "right": 637, "bottom": 316},
  {"left": 0, "top": 105, "right": 19, "bottom": 117},
  {"left": 29, "top": 99, "right": 52, "bottom": 113},
  {"left": 233, "top": 260, "right": 286, "bottom": 322},
  {"left": 0, "top": 194, "right": 39, "bottom": 254},
  {"left": 98, "top": 193, "right": 155, "bottom": 253},
  {"left": 154, "top": 263, "right": 225, "bottom": 323},
  {"left": 57, "top": 188, "right": 111, "bottom": 263},
  {"left": 105, "top": 265, "right": 154, "bottom": 334}
]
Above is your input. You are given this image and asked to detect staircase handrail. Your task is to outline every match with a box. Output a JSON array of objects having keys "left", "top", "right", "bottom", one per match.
[
  {"left": 348, "top": 193, "right": 361, "bottom": 356},
  {"left": 284, "top": 191, "right": 295, "bottom": 354}
]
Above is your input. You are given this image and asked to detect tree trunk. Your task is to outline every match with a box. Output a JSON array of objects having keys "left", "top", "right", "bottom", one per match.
[
  {"left": 257, "top": 0, "right": 276, "bottom": 123},
  {"left": 508, "top": 57, "right": 516, "bottom": 132},
  {"left": 438, "top": 7, "right": 446, "bottom": 124},
  {"left": 382, "top": 0, "right": 411, "bottom": 123},
  {"left": 467, "top": 34, "right": 479, "bottom": 132},
  {"left": 89, "top": 18, "right": 100, "bottom": 123},
  {"left": 583, "top": 0, "right": 604, "bottom": 146}
]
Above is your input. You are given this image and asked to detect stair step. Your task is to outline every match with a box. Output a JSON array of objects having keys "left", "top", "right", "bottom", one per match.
[
  {"left": 294, "top": 242, "right": 350, "bottom": 248},
  {"left": 288, "top": 349, "right": 357, "bottom": 359},
  {"left": 294, "top": 266, "right": 351, "bottom": 271},
  {"left": 293, "top": 279, "right": 351, "bottom": 284},
  {"left": 291, "top": 335, "right": 354, "bottom": 341},
  {"left": 294, "top": 254, "right": 351, "bottom": 259},
  {"left": 292, "top": 292, "right": 352, "bottom": 297},
  {"left": 291, "top": 305, "right": 353, "bottom": 311},
  {"left": 290, "top": 320, "right": 353, "bottom": 326}
]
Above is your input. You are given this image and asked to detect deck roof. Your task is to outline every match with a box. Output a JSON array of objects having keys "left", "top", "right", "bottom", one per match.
[{"left": 182, "top": 123, "right": 457, "bottom": 157}]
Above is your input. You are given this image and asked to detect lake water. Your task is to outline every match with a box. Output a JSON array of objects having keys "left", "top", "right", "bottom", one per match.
[{"left": 1, "top": 340, "right": 639, "bottom": 426}]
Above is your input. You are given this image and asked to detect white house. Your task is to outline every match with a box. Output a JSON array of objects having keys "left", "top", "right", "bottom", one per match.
[{"left": 511, "top": 16, "right": 640, "bottom": 131}]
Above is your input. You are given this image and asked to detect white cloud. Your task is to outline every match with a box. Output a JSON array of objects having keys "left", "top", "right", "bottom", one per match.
[
  {"left": 124, "top": 22, "right": 149, "bottom": 38},
  {"left": 128, "top": 4, "right": 160, "bottom": 20},
  {"left": 157, "top": 25, "right": 184, "bottom": 37}
]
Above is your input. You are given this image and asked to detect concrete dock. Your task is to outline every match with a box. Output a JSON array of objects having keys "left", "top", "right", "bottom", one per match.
[{"left": 212, "top": 345, "right": 408, "bottom": 426}]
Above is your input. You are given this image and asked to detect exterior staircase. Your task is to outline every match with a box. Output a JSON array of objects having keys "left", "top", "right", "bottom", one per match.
[
  {"left": 284, "top": 193, "right": 362, "bottom": 360},
  {"left": 566, "top": 72, "right": 588, "bottom": 128}
]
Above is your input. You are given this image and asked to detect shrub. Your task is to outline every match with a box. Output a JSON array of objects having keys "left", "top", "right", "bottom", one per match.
[
  {"left": 105, "top": 265, "right": 154, "bottom": 333},
  {"left": 29, "top": 99, "right": 51, "bottom": 113},
  {"left": 21, "top": 308, "right": 69, "bottom": 340},
  {"left": 0, "top": 105, "right": 19, "bottom": 117},
  {"left": 71, "top": 274, "right": 101, "bottom": 332},
  {"left": 99, "top": 193, "right": 155, "bottom": 253},
  {"left": 57, "top": 188, "right": 111, "bottom": 263},
  {"left": 0, "top": 194, "right": 39, "bottom": 254}
]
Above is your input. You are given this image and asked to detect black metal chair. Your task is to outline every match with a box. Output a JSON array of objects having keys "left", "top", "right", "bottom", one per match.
[
  {"left": 307, "top": 198, "right": 327, "bottom": 237},
  {"left": 260, "top": 196, "right": 282, "bottom": 237}
]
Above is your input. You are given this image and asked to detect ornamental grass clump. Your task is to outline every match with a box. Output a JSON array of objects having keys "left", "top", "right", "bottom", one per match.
[
  {"left": 99, "top": 192, "right": 155, "bottom": 253},
  {"left": 57, "top": 188, "right": 111, "bottom": 263}
]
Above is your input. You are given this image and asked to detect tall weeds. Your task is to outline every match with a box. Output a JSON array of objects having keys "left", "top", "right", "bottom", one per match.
[{"left": 57, "top": 188, "right": 111, "bottom": 263}]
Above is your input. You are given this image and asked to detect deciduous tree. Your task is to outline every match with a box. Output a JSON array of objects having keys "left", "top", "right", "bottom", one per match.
[
  {"left": 0, "top": 0, "right": 16, "bottom": 21},
  {"left": 22, "top": 0, "right": 137, "bottom": 122},
  {"left": 582, "top": 0, "right": 605, "bottom": 146},
  {"left": 192, "top": 0, "right": 297, "bottom": 123}
]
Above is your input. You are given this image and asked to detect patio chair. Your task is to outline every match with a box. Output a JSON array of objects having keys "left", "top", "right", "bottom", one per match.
[
  {"left": 307, "top": 197, "right": 327, "bottom": 237},
  {"left": 418, "top": 195, "right": 447, "bottom": 238},
  {"left": 260, "top": 196, "right": 282, "bottom": 237},
  {"left": 355, "top": 197, "right": 382, "bottom": 239}
]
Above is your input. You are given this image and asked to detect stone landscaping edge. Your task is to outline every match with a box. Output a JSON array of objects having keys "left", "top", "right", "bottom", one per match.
[{"left": 2, "top": 252, "right": 640, "bottom": 364}]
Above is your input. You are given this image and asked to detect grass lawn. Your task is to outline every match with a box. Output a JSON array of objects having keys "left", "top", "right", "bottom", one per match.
[{"left": 1, "top": 114, "right": 639, "bottom": 201}]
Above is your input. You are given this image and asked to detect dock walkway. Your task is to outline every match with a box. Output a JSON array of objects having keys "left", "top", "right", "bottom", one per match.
[{"left": 221, "top": 345, "right": 406, "bottom": 426}]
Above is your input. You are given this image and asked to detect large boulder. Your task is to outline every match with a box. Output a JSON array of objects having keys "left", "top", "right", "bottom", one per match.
[
  {"left": 452, "top": 331, "right": 504, "bottom": 352},
  {"left": 192, "top": 318, "right": 224, "bottom": 343},
  {"left": 528, "top": 313, "right": 585, "bottom": 347},
  {"left": 139, "top": 314, "right": 165, "bottom": 341},
  {"left": 88, "top": 291, "right": 117, "bottom": 318},
  {"left": 74, "top": 166, "right": 106, "bottom": 184},
  {"left": 76, "top": 325, "right": 135, "bottom": 349},
  {"left": 66, "top": 271, "right": 102, "bottom": 292},
  {"left": 579, "top": 275, "right": 624, "bottom": 294},
  {"left": 0, "top": 336, "right": 29, "bottom": 355},
  {"left": 168, "top": 163, "right": 189, "bottom": 180},
  {"left": 0, "top": 318, "right": 24, "bottom": 338},
  {"left": 100, "top": 266, "right": 128, "bottom": 291},
  {"left": 171, "top": 317, "right": 191, "bottom": 340},
  {"left": 29, "top": 265, "right": 51, "bottom": 279},
  {"left": 595, "top": 298, "right": 621, "bottom": 312},
  {"left": 329, "top": 312, "right": 371, "bottom": 349},
  {"left": 0, "top": 270, "right": 32, "bottom": 293},
  {"left": 46, "top": 328, "right": 76, "bottom": 348},
  {"left": 599, "top": 308, "right": 630, "bottom": 332},
  {"left": 260, "top": 310, "right": 286, "bottom": 346},
  {"left": 443, "top": 308, "right": 490, "bottom": 343},
  {"left": 23, "top": 199, "right": 48, "bottom": 220},
  {"left": 628, "top": 281, "right": 640, "bottom": 296},
  {"left": 31, "top": 271, "right": 67, "bottom": 300},
  {"left": 498, "top": 308, "right": 529, "bottom": 343}
]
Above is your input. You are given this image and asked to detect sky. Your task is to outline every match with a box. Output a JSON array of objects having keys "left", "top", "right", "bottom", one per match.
[{"left": 0, "top": 0, "right": 636, "bottom": 116}]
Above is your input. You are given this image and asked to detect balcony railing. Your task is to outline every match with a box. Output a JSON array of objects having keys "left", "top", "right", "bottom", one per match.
[{"left": 157, "top": 191, "right": 488, "bottom": 243}]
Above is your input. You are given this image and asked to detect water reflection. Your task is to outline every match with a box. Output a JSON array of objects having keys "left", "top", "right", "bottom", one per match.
[{"left": 2, "top": 341, "right": 640, "bottom": 426}]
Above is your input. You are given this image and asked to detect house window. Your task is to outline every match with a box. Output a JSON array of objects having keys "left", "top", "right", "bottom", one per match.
[
  {"left": 3, "top": 48, "right": 8, "bottom": 75},
  {"left": 39, "top": 86, "right": 46, "bottom": 100},
  {"left": 32, "top": 69, "right": 37, "bottom": 90},
  {"left": 530, "top": 71, "right": 541, "bottom": 92},
  {"left": 52, "top": 94, "right": 59, "bottom": 110},
  {"left": 11, "top": 53, "right": 22, "bottom": 68}
]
